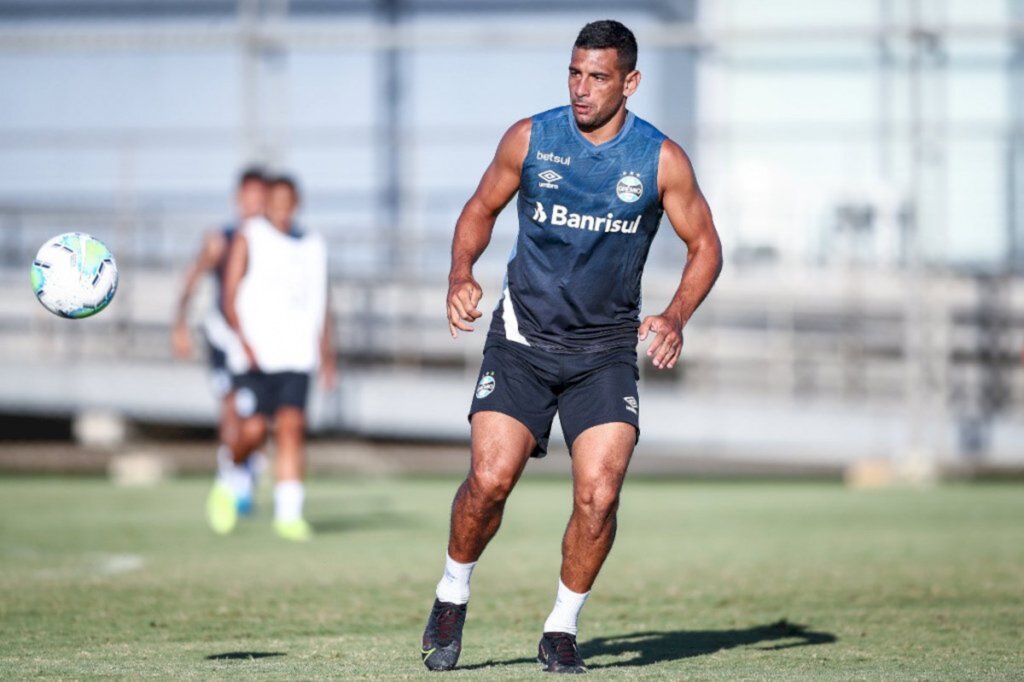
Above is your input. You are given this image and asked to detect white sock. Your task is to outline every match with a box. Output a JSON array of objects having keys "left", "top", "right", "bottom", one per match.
[
  {"left": 216, "top": 445, "right": 252, "bottom": 500},
  {"left": 543, "top": 580, "right": 590, "bottom": 636},
  {"left": 274, "top": 480, "right": 305, "bottom": 522},
  {"left": 435, "top": 553, "right": 477, "bottom": 605}
]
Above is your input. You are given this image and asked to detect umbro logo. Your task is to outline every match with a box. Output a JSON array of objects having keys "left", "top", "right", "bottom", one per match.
[
  {"left": 538, "top": 169, "right": 562, "bottom": 190},
  {"left": 623, "top": 396, "right": 638, "bottom": 415}
]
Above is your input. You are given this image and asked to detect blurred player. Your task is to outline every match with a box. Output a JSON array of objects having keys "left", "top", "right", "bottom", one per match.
[
  {"left": 173, "top": 167, "right": 268, "bottom": 514},
  {"left": 421, "top": 20, "right": 722, "bottom": 673},
  {"left": 207, "top": 175, "right": 337, "bottom": 541}
]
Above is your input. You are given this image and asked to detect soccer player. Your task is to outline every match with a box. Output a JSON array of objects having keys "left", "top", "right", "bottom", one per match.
[
  {"left": 421, "top": 20, "right": 722, "bottom": 673},
  {"left": 207, "top": 175, "right": 337, "bottom": 541},
  {"left": 173, "top": 167, "right": 268, "bottom": 515}
]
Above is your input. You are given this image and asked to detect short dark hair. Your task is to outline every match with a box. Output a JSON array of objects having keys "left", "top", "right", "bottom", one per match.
[
  {"left": 268, "top": 174, "right": 300, "bottom": 203},
  {"left": 574, "top": 20, "right": 638, "bottom": 73},
  {"left": 238, "top": 165, "right": 267, "bottom": 187}
]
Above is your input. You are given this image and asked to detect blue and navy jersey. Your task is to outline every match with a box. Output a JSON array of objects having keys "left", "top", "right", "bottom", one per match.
[
  {"left": 489, "top": 106, "right": 667, "bottom": 352},
  {"left": 212, "top": 224, "right": 237, "bottom": 315}
]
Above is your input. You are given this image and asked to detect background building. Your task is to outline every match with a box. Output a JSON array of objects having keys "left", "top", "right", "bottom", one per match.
[{"left": 0, "top": 0, "right": 1022, "bottom": 473}]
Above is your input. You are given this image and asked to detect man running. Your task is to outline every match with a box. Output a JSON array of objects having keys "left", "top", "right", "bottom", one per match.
[
  {"left": 207, "top": 174, "right": 337, "bottom": 541},
  {"left": 421, "top": 20, "right": 722, "bottom": 673},
  {"left": 173, "top": 167, "right": 267, "bottom": 514}
]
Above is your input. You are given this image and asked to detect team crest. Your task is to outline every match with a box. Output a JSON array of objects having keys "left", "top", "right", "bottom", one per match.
[
  {"left": 476, "top": 372, "right": 496, "bottom": 399},
  {"left": 616, "top": 172, "right": 643, "bottom": 203},
  {"left": 623, "top": 396, "right": 639, "bottom": 415}
]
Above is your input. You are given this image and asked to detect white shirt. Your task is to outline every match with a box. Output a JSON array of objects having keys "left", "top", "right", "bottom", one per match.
[{"left": 228, "top": 216, "right": 328, "bottom": 374}]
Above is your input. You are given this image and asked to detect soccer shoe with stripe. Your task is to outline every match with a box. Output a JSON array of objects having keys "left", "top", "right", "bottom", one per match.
[
  {"left": 420, "top": 599, "right": 467, "bottom": 671},
  {"left": 273, "top": 518, "right": 314, "bottom": 542},
  {"left": 206, "top": 481, "right": 238, "bottom": 535},
  {"left": 537, "top": 632, "right": 587, "bottom": 674}
]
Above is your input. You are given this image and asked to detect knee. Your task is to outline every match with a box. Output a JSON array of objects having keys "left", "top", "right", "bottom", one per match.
[
  {"left": 574, "top": 483, "right": 620, "bottom": 522},
  {"left": 238, "top": 418, "right": 267, "bottom": 449},
  {"left": 467, "top": 467, "right": 516, "bottom": 506}
]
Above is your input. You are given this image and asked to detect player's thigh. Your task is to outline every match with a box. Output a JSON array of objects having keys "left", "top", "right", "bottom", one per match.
[
  {"left": 570, "top": 422, "right": 636, "bottom": 507},
  {"left": 468, "top": 411, "right": 536, "bottom": 495},
  {"left": 275, "top": 406, "right": 306, "bottom": 440}
]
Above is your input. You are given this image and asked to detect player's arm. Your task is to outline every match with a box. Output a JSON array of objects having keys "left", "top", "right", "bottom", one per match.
[
  {"left": 447, "top": 118, "right": 531, "bottom": 337},
  {"left": 172, "top": 231, "right": 227, "bottom": 359},
  {"left": 639, "top": 139, "right": 723, "bottom": 370},
  {"left": 221, "top": 231, "right": 257, "bottom": 369},
  {"left": 319, "top": 294, "right": 337, "bottom": 390}
]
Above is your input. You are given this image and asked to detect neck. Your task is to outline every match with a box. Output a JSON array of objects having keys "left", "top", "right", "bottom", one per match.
[{"left": 576, "top": 104, "right": 629, "bottom": 146}]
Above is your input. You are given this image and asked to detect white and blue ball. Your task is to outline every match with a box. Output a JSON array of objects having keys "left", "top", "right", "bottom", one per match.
[{"left": 31, "top": 232, "right": 118, "bottom": 319}]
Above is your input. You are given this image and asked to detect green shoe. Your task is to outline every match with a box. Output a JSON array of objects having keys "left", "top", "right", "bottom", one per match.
[
  {"left": 274, "top": 518, "right": 314, "bottom": 542},
  {"left": 206, "top": 482, "right": 238, "bottom": 535}
]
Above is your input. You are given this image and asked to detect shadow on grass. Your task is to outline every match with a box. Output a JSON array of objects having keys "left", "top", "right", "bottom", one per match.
[
  {"left": 459, "top": 620, "right": 836, "bottom": 670},
  {"left": 311, "top": 510, "right": 419, "bottom": 535},
  {"left": 205, "top": 652, "right": 286, "bottom": 661}
]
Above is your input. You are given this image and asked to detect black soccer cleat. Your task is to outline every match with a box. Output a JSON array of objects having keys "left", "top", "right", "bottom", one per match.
[
  {"left": 537, "top": 631, "right": 587, "bottom": 674},
  {"left": 420, "top": 598, "right": 467, "bottom": 671}
]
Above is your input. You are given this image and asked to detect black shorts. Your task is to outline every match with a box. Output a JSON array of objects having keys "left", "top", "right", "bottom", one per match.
[
  {"left": 468, "top": 337, "right": 640, "bottom": 457},
  {"left": 232, "top": 371, "right": 310, "bottom": 418}
]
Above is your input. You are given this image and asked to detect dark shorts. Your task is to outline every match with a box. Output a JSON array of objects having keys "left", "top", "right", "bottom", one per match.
[
  {"left": 204, "top": 337, "right": 232, "bottom": 399},
  {"left": 468, "top": 337, "right": 640, "bottom": 457},
  {"left": 232, "top": 371, "right": 310, "bottom": 418}
]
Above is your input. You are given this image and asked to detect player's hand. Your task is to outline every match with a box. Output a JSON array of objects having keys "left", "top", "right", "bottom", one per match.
[
  {"left": 171, "top": 322, "right": 193, "bottom": 360},
  {"left": 447, "top": 275, "right": 483, "bottom": 337},
  {"left": 638, "top": 314, "right": 684, "bottom": 370}
]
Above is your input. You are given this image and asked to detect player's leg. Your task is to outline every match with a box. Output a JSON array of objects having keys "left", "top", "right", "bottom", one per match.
[
  {"left": 270, "top": 372, "right": 312, "bottom": 541},
  {"left": 448, "top": 411, "right": 536, "bottom": 562},
  {"left": 207, "top": 372, "right": 269, "bottom": 534},
  {"left": 218, "top": 390, "right": 241, "bottom": 457},
  {"left": 220, "top": 392, "right": 266, "bottom": 515},
  {"left": 422, "top": 411, "right": 535, "bottom": 671},
  {"left": 209, "top": 335, "right": 266, "bottom": 513},
  {"left": 537, "top": 422, "right": 635, "bottom": 674},
  {"left": 561, "top": 422, "right": 635, "bottom": 592},
  {"left": 272, "top": 405, "right": 312, "bottom": 541},
  {"left": 422, "top": 340, "right": 557, "bottom": 672},
  {"left": 538, "top": 353, "right": 639, "bottom": 673}
]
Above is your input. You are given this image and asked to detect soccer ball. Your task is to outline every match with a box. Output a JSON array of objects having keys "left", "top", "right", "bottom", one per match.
[{"left": 30, "top": 232, "right": 118, "bottom": 319}]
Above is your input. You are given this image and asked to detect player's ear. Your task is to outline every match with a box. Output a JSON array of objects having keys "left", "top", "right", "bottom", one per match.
[{"left": 623, "top": 69, "right": 640, "bottom": 97}]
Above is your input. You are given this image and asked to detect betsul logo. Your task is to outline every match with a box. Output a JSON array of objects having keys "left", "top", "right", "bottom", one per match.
[{"left": 616, "top": 172, "right": 643, "bottom": 203}]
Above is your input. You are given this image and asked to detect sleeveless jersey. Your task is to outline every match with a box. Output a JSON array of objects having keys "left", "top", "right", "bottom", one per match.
[
  {"left": 212, "top": 224, "right": 237, "bottom": 316},
  {"left": 202, "top": 224, "right": 240, "bottom": 355},
  {"left": 489, "top": 106, "right": 667, "bottom": 352},
  {"left": 227, "top": 216, "right": 328, "bottom": 374}
]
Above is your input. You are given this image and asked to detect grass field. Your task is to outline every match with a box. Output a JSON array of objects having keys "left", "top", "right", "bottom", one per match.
[{"left": 1, "top": 474, "right": 1022, "bottom": 680}]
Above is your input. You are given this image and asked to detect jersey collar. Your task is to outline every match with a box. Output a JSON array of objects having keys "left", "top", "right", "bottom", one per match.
[{"left": 566, "top": 107, "right": 635, "bottom": 153}]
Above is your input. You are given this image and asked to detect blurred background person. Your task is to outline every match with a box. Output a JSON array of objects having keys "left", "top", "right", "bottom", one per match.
[
  {"left": 208, "top": 175, "right": 336, "bottom": 541},
  {"left": 172, "top": 166, "right": 268, "bottom": 515}
]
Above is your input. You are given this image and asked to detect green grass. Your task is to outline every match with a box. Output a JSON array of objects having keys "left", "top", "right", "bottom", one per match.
[{"left": 0, "top": 475, "right": 1022, "bottom": 680}]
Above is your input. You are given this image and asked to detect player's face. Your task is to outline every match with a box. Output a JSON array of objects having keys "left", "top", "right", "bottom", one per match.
[
  {"left": 237, "top": 180, "right": 267, "bottom": 219},
  {"left": 568, "top": 48, "right": 640, "bottom": 132},
  {"left": 265, "top": 185, "right": 298, "bottom": 232}
]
